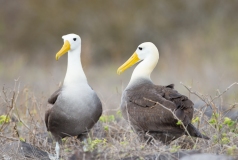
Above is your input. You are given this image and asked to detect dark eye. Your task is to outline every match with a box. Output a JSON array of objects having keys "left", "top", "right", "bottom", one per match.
[
  {"left": 73, "top": 38, "right": 77, "bottom": 41},
  {"left": 138, "top": 47, "right": 142, "bottom": 50}
]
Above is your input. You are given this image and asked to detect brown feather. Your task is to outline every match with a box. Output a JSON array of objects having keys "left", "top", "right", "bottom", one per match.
[
  {"left": 48, "top": 87, "right": 62, "bottom": 104},
  {"left": 121, "top": 79, "right": 209, "bottom": 143}
]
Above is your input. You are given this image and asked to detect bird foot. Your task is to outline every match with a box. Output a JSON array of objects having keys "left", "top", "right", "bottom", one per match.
[
  {"left": 48, "top": 142, "right": 60, "bottom": 160},
  {"left": 55, "top": 142, "right": 60, "bottom": 158},
  {"left": 82, "top": 138, "right": 90, "bottom": 152},
  {"left": 48, "top": 153, "right": 59, "bottom": 160}
]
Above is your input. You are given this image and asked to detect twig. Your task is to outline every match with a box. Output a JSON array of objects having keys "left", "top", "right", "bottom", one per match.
[
  {"left": 180, "top": 82, "right": 206, "bottom": 103},
  {"left": 222, "top": 103, "right": 238, "bottom": 117},
  {"left": 210, "top": 82, "right": 238, "bottom": 103},
  {"left": 0, "top": 134, "right": 19, "bottom": 141},
  {"left": 0, "top": 89, "right": 15, "bottom": 131},
  {"left": 12, "top": 80, "right": 30, "bottom": 130},
  {"left": 180, "top": 82, "right": 238, "bottom": 151},
  {"left": 180, "top": 82, "right": 238, "bottom": 124},
  {"left": 180, "top": 82, "right": 238, "bottom": 106}
]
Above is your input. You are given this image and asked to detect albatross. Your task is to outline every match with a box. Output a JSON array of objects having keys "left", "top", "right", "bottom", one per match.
[
  {"left": 117, "top": 42, "right": 209, "bottom": 144},
  {"left": 45, "top": 34, "right": 102, "bottom": 159}
]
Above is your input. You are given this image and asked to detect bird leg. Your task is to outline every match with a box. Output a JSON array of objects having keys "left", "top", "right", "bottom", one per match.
[
  {"left": 48, "top": 142, "right": 60, "bottom": 160},
  {"left": 77, "top": 133, "right": 89, "bottom": 152},
  {"left": 83, "top": 138, "right": 89, "bottom": 152},
  {"left": 55, "top": 142, "right": 60, "bottom": 159}
]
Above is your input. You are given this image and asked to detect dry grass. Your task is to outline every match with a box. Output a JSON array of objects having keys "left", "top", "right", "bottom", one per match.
[{"left": 0, "top": 80, "right": 238, "bottom": 159}]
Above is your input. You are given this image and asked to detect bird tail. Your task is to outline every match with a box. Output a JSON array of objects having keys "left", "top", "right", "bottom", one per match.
[{"left": 186, "top": 123, "right": 210, "bottom": 140}]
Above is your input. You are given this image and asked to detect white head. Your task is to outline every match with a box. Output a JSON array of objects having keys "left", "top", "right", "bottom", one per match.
[
  {"left": 56, "top": 33, "right": 81, "bottom": 60},
  {"left": 117, "top": 42, "right": 159, "bottom": 75},
  {"left": 135, "top": 42, "right": 159, "bottom": 61}
]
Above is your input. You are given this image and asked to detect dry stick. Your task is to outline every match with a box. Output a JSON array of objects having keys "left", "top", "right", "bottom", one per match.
[
  {"left": 180, "top": 82, "right": 233, "bottom": 109},
  {"left": 181, "top": 82, "right": 238, "bottom": 152},
  {"left": 0, "top": 134, "right": 19, "bottom": 141},
  {"left": 181, "top": 82, "right": 238, "bottom": 118},
  {"left": 180, "top": 82, "right": 238, "bottom": 125},
  {"left": 35, "top": 97, "right": 45, "bottom": 124},
  {"left": 0, "top": 89, "right": 15, "bottom": 131},
  {"left": 0, "top": 82, "right": 18, "bottom": 131},
  {"left": 210, "top": 82, "right": 238, "bottom": 103},
  {"left": 181, "top": 83, "right": 214, "bottom": 130},
  {"left": 195, "top": 107, "right": 207, "bottom": 130},
  {"left": 193, "top": 96, "right": 212, "bottom": 131},
  {"left": 0, "top": 86, "right": 8, "bottom": 104},
  {"left": 106, "top": 123, "right": 128, "bottom": 133},
  {"left": 217, "top": 89, "right": 223, "bottom": 111},
  {"left": 181, "top": 83, "right": 216, "bottom": 136},
  {"left": 179, "top": 83, "right": 211, "bottom": 132},
  {"left": 222, "top": 103, "right": 238, "bottom": 118},
  {"left": 202, "top": 82, "right": 237, "bottom": 119},
  {"left": 143, "top": 97, "right": 196, "bottom": 144},
  {"left": 1, "top": 80, "right": 31, "bottom": 137},
  {"left": 12, "top": 83, "right": 30, "bottom": 131},
  {"left": 180, "top": 82, "right": 206, "bottom": 102},
  {"left": 10, "top": 79, "right": 30, "bottom": 132},
  {"left": 209, "top": 96, "right": 218, "bottom": 114},
  {"left": 209, "top": 97, "right": 223, "bottom": 150},
  {"left": 8, "top": 80, "right": 30, "bottom": 130}
]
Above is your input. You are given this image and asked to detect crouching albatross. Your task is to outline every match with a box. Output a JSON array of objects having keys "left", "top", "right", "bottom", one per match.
[
  {"left": 45, "top": 34, "right": 102, "bottom": 159},
  {"left": 117, "top": 42, "right": 209, "bottom": 144}
]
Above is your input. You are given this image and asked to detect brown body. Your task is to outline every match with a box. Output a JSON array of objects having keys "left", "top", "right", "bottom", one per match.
[
  {"left": 121, "top": 79, "right": 209, "bottom": 143},
  {"left": 45, "top": 86, "right": 102, "bottom": 142}
]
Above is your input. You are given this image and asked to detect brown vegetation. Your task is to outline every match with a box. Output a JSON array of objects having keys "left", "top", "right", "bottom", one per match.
[{"left": 0, "top": 80, "right": 238, "bottom": 159}]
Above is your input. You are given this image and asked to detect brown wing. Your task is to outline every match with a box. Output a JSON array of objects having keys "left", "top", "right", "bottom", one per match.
[
  {"left": 122, "top": 83, "right": 193, "bottom": 132},
  {"left": 48, "top": 87, "right": 62, "bottom": 104},
  {"left": 160, "top": 84, "right": 194, "bottom": 125},
  {"left": 123, "top": 84, "right": 177, "bottom": 133},
  {"left": 45, "top": 108, "right": 51, "bottom": 131},
  {"left": 44, "top": 107, "right": 66, "bottom": 142},
  {"left": 46, "top": 87, "right": 62, "bottom": 131}
]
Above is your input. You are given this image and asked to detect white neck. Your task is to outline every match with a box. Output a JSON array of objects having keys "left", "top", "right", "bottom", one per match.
[
  {"left": 128, "top": 54, "right": 158, "bottom": 86},
  {"left": 64, "top": 47, "right": 88, "bottom": 86}
]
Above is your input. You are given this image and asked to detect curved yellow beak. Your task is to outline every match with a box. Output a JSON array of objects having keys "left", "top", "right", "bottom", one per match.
[
  {"left": 117, "top": 52, "right": 140, "bottom": 75},
  {"left": 55, "top": 40, "right": 71, "bottom": 60}
]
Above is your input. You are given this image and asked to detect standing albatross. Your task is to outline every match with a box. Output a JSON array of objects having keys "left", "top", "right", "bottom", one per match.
[
  {"left": 117, "top": 42, "right": 209, "bottom": 144},
  {"left": 45, "top": 34, "right": 102, "bottom": 158}
]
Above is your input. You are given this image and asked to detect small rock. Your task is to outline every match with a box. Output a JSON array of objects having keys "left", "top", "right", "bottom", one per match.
[
  {"left": 0, "top": 141, "right": 50, "bottom": 160},
  {"left": 181, "top": 153, "right": 234, "bottom": 160}
]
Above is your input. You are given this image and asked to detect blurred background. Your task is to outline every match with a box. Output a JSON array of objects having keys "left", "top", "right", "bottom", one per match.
[{"left": 0, "top": 0, "right": 238, "bottom": 111}]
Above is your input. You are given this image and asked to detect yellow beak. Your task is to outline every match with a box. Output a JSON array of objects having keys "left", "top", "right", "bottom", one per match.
[
  {"left": 55, "top": 40, "right": 71, "bottom": 60},
  {"left": 117, "top": 52, "right": 140, "bottom": 75}
]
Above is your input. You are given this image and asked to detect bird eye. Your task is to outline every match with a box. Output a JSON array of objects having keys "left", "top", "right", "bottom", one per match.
[
  {"left": 73, "top": 38, "right": 77, "bottom": 41},
  {"left": 139, "top": 47, "right": 142, "bottom": 50}
]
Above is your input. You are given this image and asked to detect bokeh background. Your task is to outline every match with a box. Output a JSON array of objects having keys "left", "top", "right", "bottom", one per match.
[{"left": 1, "top": 0, "right": 238, "bottom": 111}]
